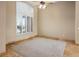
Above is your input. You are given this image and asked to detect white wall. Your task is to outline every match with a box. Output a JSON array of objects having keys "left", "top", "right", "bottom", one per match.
[
  {"left": 0, "top": 2, "right": 6, "bottom": 53},
  {"left": 6, "top": 2, "right": 16, "bottom": 43},
  {"left": 38, "top": 1, "right": 75, "bottom": 40},
  {"left": 6, "top": 2, "right": 38, "bottom": 44},
  {"left": 75, "top": 1, "right": 79, "bottom": 44}
]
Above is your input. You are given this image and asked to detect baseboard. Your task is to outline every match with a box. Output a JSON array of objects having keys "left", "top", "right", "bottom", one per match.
[
  {"left": 6, "top": 35, "right": 38, "bottom": 46},
  {"left": 37, "top": 35, "right": 59, "bottom": 40},
  {"left": 6, "top": 34, "right": 75, "bottom": 46},
  {"left": 37, "top": 35, "right": 75, "bottom": 43},
  {"left": 6, "top": 34, "right": 75, "bottom": 45}
]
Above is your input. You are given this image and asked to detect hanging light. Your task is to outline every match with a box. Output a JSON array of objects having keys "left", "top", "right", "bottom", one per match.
[{"left": 39, "top": 1, "right": 46, "bottom": 9}]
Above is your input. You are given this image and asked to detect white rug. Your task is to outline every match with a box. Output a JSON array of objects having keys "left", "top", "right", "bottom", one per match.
[{"left": 11, "top": 37, "right": 66, "bottom": 57}]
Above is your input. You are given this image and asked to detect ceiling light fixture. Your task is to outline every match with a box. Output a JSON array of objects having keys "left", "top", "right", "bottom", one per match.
[{"left": 39, "top": 1, "right": 46, "bottom": 9}]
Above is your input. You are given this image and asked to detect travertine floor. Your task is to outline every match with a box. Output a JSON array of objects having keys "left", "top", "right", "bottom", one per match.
[{"left": 1, "top": 37, "right": 79, "bottom": 57}]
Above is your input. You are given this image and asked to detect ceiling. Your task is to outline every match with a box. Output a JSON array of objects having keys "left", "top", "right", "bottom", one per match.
[{"left": 25, "top": 1, "right": 57, "bottom": 6}]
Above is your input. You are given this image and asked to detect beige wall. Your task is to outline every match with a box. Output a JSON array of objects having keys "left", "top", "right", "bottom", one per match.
[
  {"left": 6, "top": 2, "right": 38, "bottom": 44},
  {"left": 0, "top": 2, "right": 6, "bottom": 53},
  {"left": 38, "top": 1, "right": 75, "bottom": 40},
  {"left": 75, "top": 1, "right": 79, "bottom": 44},
  {"left": 6, "top": 2, "right": 16, "bottom": 43},
  {"left": 0, "top": 1, "right": 38, "bottom": 53}
]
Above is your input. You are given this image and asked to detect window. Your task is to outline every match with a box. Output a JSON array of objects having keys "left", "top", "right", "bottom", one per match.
[
  {"left": 16, "top": 16, "right": 32, "bottom": 35},
  {"left": 16, "top": 2, "right": 33, "bottom": 36}
]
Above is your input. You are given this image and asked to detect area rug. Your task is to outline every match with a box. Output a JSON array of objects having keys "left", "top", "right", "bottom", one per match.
[{"left": 11, "top": 37, "right": 66, "bottom": 57}]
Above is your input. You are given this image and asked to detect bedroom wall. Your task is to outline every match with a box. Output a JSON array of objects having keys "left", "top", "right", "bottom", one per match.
[
  {"left": 38, "top": 1, "right": 75, "bottom": 40},
  {"left": 0, "top": 2, "right": 6, "bottom": 53},
  {"left": 75, "top": 1, "right": 79, "bottom": 44},
  {"left": 6, "top": 2, "right": 38, "bottom": 44},
  {"left": 6, "top": 2, "right": 16, "bottom": 43}
]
